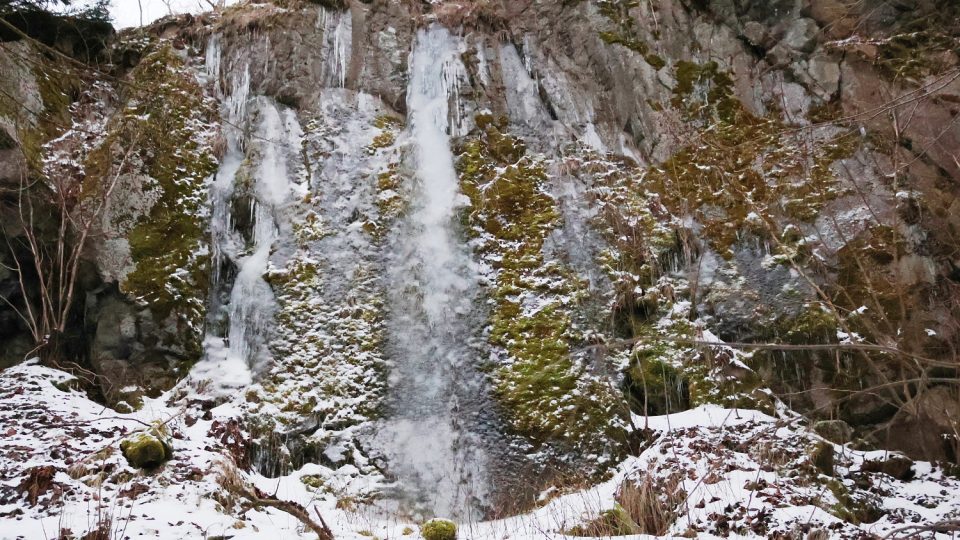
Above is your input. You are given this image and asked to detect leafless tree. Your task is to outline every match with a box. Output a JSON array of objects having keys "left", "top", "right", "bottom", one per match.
[{"left": 0, "top": 128, "right": 140, "bottom": 363}]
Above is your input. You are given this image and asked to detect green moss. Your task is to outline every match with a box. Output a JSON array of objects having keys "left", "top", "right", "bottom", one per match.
[
  {"left": 646, "top": 61, "right": 857, "bottom": 258},
  {"left": 626, "top": 354, "right": 689, "bottom": 416},
  {"left": 833, "top": 225, "right": 911, "bottom": 335},
  {"left": 567, "top": 505, "right": 638, "bottom": 537},
  {"left": 825, "top": 479, "right": 884, "bottom": 524},
  {"left": 374, "top": 163, "right": 405, "bottom": 227},
  {"left": 810, "top": 440, "right": 835, "bottom": 476},
  {"left": 784, "top": 303, "right": 839, "bottom": 344},
  {"left": 120, "top": 428, "right": 173, "bottom": 469},
  {"left": 0, "top": 51, "right": 79, "bottom": 174},
  {"left": 368, "top": 131, "right": 396, "bottom": 152},
  {"left": 596, "top": 0, "right": 663, "bottom": 68},
  {"left": 420, "top": 519, "right": 457, "bottom": 540},
  {"left": 457, "top": 118, "right": 627, "bottom": 449},
  {"left": 645, "top": 54, "right": 666, "bottom": 70},
  {"left": 262, "top": 251, "right": 387, "bottom": 433},
  {"left": 874, "top": 11, "right": 960, "bottom": 84},
  {"left": 300, "top": 474, "right": 326, "bottom": 490},
  {"left": 368, "top": 115, "right": 401, "bottom": 154},
  {"left": 673, "top": 60, "right": 718, "bottom": 97},
  {"left": 599, "top": 30, "right": 649, "bottom": 55},
  {"left": 87, "top": 44, "right": 218, "bottom": 358}
]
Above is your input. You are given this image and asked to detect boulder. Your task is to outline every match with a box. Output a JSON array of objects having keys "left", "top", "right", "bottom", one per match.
[
  {"left": 806, "top": 54, "right": 841, "bottom": 98},
  {"left": 861, "top": 455, "right": 915, "bottom": 481},
  {"left": 742, "top": 21, "right": 771, "bottom": 49},
  {"left": 807, "top": 0, "right": 857, "bottom": 38},
  {"left": 781, "top": 18, "right": 819, "bottom": 53},
  {"left": 120, "top": 430, "right": 173, "bottom": 469}
]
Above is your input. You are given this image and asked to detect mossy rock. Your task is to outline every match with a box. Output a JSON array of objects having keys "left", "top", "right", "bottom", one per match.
[
  {"left": 120, "top": 430, "right": 173, "bottom": 469},
  {"left": 420, "top": 518, "right": 457, "bottom": 540},
  {"left": 810, "top": 440, "right": 835, "bottom": 477},
  {"left": 826, "top": 479, "right": 885, "bottom": 524},
  {"left": 567, "top": 505, "right": 638, "bottom": 537},
  {"left": 626, "top": 355, "right": 690, "bottom": 416}
]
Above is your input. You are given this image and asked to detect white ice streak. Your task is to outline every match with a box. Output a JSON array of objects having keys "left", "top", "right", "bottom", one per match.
[
  {"left": 318, "top": 7, "right": 352, "bottom": 88},
  {"left": 376, "top": 25, "right": 489, "bottom": 520},
  {"left": 197, "top": 41, "right": 302, "bottom": 391}
]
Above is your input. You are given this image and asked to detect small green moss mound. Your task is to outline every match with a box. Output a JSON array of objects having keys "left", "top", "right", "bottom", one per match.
[
  {"left": 120, "top": 429, "right": 173, "bottom": 469},
  {"left": 825, "top": 479, "right": 885, "bottom": 524},
  {"left": 567, "top": 505, "right": 638, "bottom": 537},
  {"left": 420, "top": 518, "right": 457, "bottom": 540}
]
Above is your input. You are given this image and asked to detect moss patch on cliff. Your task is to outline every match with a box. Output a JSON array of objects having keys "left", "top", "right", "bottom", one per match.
[
  {"left": 872, "top": 5, "right": 960, "bottom": 84},
  {"left": 596, "top": 0, "right": 664, "bottom": 69},
  {"left": 83, "top": 45, "right": 218, "bottom": 358},
  {"left": 570, "top": 149, "right": 770, "bottom": 417},
  {"left": 370, "top": 116, "right": 407, "bottom": 234},
  {"left": 651, "top": 61, "right": 858, "bottom": 258},
  {"left": 0, "top": 44, "right": 81, "bottom": 175},
  {"left": 457, "top": 115, "right": 628, "bottom": 451},
  {"left": 261, "top": 257, "right": 386, "bottom": 429}
]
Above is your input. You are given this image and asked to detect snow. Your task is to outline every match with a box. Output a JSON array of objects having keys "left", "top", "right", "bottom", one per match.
[
  {"left": 110, "top": 0, "right": 241, "bottom": 29},
  {"left": 4, "top": 363, "right": 958, "bottom": 539}
]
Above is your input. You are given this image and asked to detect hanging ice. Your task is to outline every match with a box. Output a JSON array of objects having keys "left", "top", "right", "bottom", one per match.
[
  {"left": 318, "top": 7, "right": 352, "bottom": 88},
  {"left": 194, "top": 39, "right": 302, "bottom": 391}
]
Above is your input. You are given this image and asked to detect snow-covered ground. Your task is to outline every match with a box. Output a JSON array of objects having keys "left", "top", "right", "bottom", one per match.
[{"left": 2, "top": 361, "right": 958, "bottom": 539}]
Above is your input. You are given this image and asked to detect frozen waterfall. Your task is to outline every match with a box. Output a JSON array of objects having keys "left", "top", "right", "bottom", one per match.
[
  {"left": 373, "top": 25, "right": 491, "bottom": 521},
  {"left": 195, "top": 37, "right": 303, "bottom": 391}
]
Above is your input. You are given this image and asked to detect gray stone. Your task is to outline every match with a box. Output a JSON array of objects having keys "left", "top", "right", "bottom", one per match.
[
  {"left": 766, "top": 43, "right": 796, "bottom": 67},
  {"left": 781, "top": 18, "right": 820, "bottom": 53},
  {"left": 814, "top": 419, "right": 854, "bottom": 444},
  {"left": 742, "top": 21, "right": 770, "bottom": 48},
  {"left": 806, "top": 54, "right": 841, "bottom": 98}
]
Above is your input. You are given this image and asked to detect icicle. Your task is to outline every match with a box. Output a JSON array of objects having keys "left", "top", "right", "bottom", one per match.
[{"left": 319, "top": 7, "right": 352, "bottom": 88}]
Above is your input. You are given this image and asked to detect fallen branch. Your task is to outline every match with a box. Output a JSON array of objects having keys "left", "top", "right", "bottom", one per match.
[
  {"left": 581, "top": 336, "right": 958, "bottom": 369},
  {"left": 239, "top": 484, "right": 333, "bottom": 540},
  {"left": 218, "top": 462, "right": 333, "bottom": 540},
  {"left": 884, "top": 519, "right": 960, "bottom": 539}
]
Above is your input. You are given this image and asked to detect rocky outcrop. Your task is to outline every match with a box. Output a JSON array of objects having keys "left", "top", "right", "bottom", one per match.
[
  {"left": 0, "top": 0, "right": 957, "bottom": 514},
  {"left": 0, "top": 25, "right": 219, "bottom": 405}
]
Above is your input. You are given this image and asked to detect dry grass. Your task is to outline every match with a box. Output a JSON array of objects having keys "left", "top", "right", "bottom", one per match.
[{"left": 616, "top": 473, "right": 685, "bottom": 535}]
